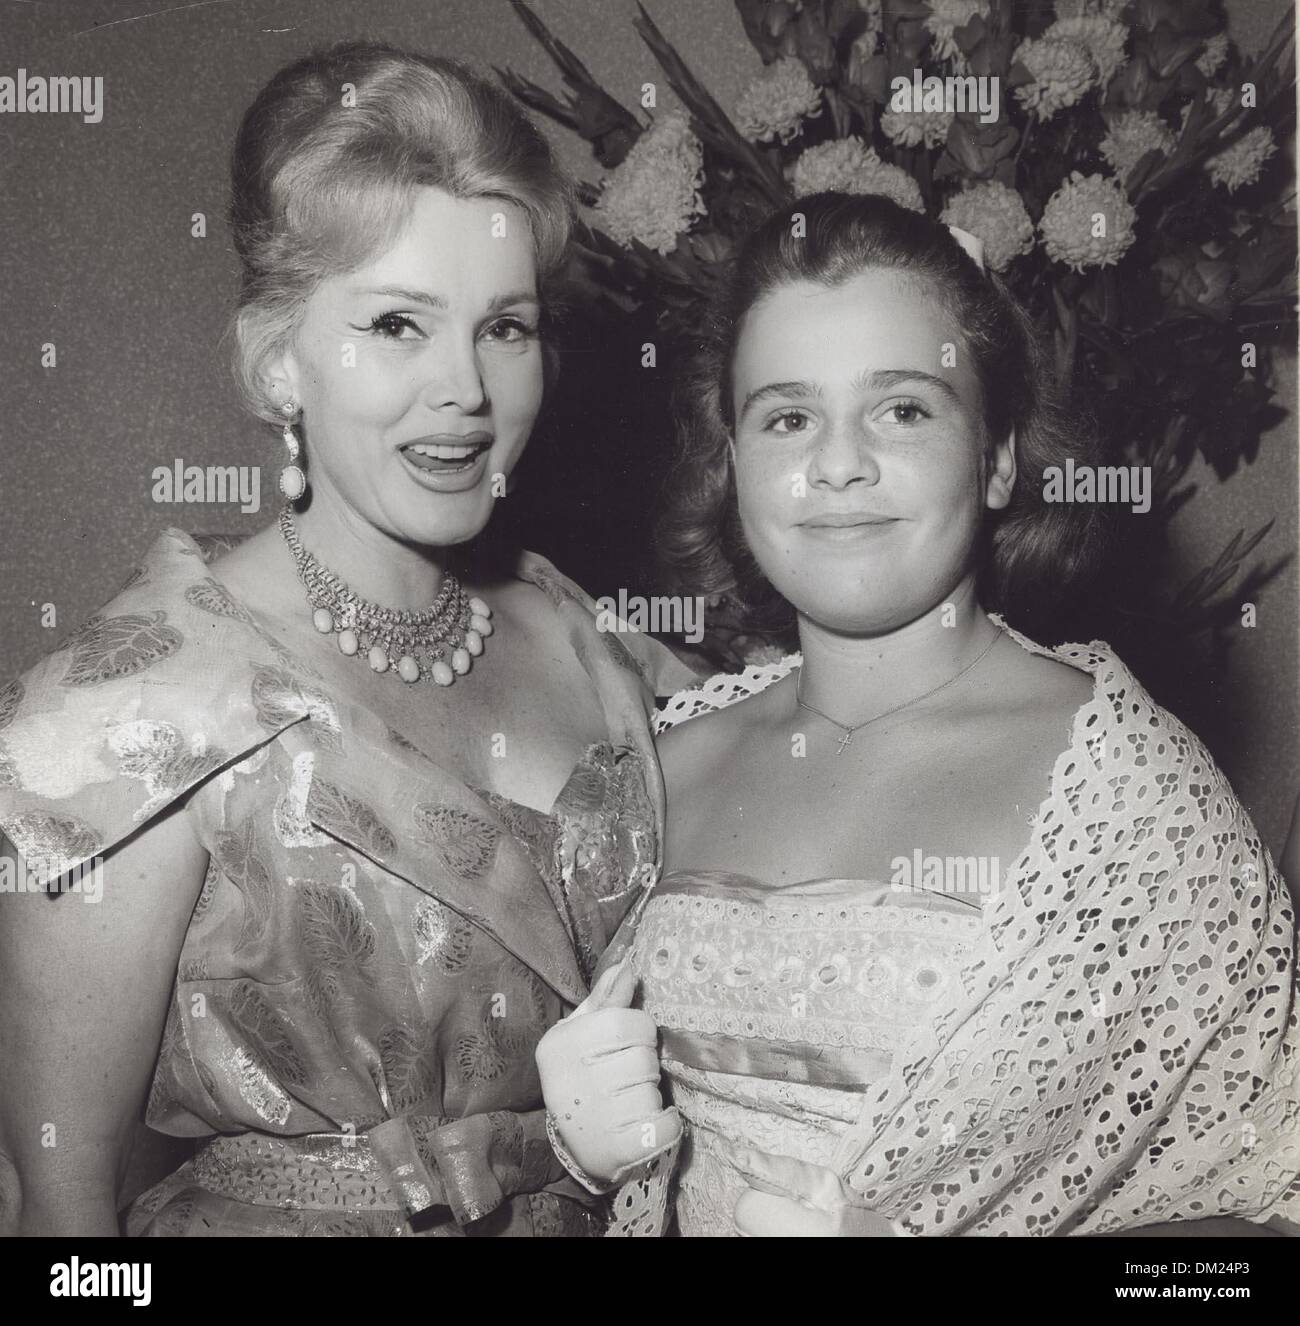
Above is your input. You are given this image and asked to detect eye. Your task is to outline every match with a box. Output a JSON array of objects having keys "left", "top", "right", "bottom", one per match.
[
  {"left": 365, "top": 312, "right": 423, "bottom": 341},
  {"left": 481, "top": 316, "right": 538, "bottom": 345},
  {"left": 882, "top": 399, "right": 930, "bottom": 425},
  {"left": 764, "top": 409, "right": 812, "bottom": 435}
]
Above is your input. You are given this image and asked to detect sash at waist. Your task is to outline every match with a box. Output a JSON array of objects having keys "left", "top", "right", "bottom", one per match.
[{"left": 187, "top": 1108, "right": 567, "bottom": 1226}]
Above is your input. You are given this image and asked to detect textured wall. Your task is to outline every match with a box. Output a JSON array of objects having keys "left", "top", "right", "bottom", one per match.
[{"left": 0, "top": 0, "right": 1294, "bottom": 850}]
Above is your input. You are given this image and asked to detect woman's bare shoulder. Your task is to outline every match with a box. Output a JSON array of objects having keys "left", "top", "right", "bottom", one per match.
[
  {"left": 993, "top": 635, "right": 1097, "bottom": 718},
  {"left": 658, "top": 672, "right": 791, "bottom": 797}
]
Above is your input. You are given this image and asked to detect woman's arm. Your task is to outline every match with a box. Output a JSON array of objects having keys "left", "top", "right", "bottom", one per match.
[{"left": 0, "top": 807, "right": 208, "bottom": 1235}]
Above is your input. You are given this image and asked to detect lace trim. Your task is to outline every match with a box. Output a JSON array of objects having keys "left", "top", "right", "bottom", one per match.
[{"left": 654, "top": 654, "right": 800, "bottom": 734}]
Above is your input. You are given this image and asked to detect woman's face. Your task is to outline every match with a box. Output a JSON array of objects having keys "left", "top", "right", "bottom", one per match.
[
  {"left": 730, "top": 267, "right": 1013, "bottom": 635},
  {"left": 274, "top": 187, "right": 543, "bottom": 548}
]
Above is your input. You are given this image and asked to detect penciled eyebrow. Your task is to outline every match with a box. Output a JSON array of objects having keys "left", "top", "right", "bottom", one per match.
[
  {"left": 354, "top": 286, "right": 540, "bottom": 314},
  {"left": 739, "top": 368, "right": 961, "bottom": 418}
]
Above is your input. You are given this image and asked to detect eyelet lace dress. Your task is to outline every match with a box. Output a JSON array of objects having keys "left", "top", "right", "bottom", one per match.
[{"left": 602, "top": 620, "right": 1300, "bottom": 1236}]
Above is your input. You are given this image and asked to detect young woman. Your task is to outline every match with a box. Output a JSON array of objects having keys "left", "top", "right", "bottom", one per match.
[
  {"left": 0, "top": 42, "right": 691, "bottom": 1237},
  {"left": 538, "top": 192, "right": 1300, "bottom": 1237}
]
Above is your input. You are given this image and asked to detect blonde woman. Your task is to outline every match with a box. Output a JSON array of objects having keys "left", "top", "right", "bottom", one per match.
[{"left": 0, "top": 42, "right": 691, "bottom": 1237}]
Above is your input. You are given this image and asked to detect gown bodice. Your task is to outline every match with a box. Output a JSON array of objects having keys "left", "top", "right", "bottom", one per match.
[{"left": 631, "top": 871, "right": 984, "bottom": 1236}]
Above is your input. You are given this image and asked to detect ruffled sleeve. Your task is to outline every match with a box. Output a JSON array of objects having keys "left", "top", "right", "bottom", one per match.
[{"left": 0, "top": 528, "right": 324, "bottom": 882}]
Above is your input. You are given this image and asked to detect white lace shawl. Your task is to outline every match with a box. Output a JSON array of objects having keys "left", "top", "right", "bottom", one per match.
[{"left": 608, "top": 623, "right": 1300, "bottom": 1235}]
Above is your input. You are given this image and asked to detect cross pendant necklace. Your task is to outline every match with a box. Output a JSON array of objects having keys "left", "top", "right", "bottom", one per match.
[{"left": 794, "top": 628, "right": 1001, "bottom": 754}]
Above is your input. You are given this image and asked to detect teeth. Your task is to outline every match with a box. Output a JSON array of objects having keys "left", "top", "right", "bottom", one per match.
[{"left": 407, "top": 441, "right": 483, "bottom": 460}]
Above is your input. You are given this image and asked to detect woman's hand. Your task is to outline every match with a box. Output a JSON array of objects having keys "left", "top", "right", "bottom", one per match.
[
  {"left": 730, "top": 1148, "right": 902, "bottom": 1237},
  {"left": 535, "top": 957, "right": 681, "bottom": 1186}
]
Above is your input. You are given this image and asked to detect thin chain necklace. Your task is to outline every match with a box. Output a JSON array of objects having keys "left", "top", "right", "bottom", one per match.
[
  {"left": 795, "top": 627, "right": 1000, "bottom": 754},
  {"left": 278, "top": 505, "right": 493, "bottom": 686}
]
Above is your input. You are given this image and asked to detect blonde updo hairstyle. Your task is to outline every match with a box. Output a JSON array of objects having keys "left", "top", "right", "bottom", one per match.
[{"left": 228, "top": 41, "right": 576, "bottom": 424}]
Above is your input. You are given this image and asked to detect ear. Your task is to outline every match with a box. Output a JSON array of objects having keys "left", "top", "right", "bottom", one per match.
[
  {"left": 238, "top": 307, "right": 301, "bottom": 421},
  {"left": 985, "top": 427, "right": 1016, "bottom": 511},
  {"left": 262, "top": 346, "right": 302, "bottom": 415}
]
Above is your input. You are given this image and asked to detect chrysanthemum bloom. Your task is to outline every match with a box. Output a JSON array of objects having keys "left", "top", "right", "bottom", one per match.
[
  {"left": 594, "top": 110, "right": 705, "bottom": 254},
  {"left": 880, "top": 106, "right": 954, "bottom": 149},
  {"left": 1040, "top": 171, "right": 1137, "bottom": 271},
  {"left": 1099, "top": 110, "right": 1176, "bottom": 180},
  {"left": 734, "top": 57, "right": 823, "bottom": 144},
  {"left": 1206, "top": 125, "right": 1277, "bottom": 193},
  {"left": 924, "top": 0, "right": 990, "bottom": 65},
  {"left": 940, "top": 181, "right": 1035, "bottom": 271},
  {"left": 789, "top": 137, "right": 925, "bottom": 212},
  {"left": 1195, "top": 32, "right": 1230, "bottom": 79},
  {"left": 1014, "top": 37, "right": 1097, "bottom": 120},
  {"left": 1053, "top": 0, "right": 1127, "bottom": 17},
  {"left": 1044, "top": 14, "right": 1129, "bottom": 87},
  {"left": 735, "top": 637, "right": 789, "bottom": 667}
]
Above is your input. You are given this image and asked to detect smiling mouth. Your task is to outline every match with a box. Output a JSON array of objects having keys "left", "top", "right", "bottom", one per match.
[
  {"left": 801, "top": 515, "right": 898, "bottom": 529},
  {"left": 400, "top": 437, "right": 493, "bottom": 473}
]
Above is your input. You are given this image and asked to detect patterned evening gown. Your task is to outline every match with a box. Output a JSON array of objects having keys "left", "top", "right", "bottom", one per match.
[{"left": 0, "top": 527, "right": 695, "bottom": 1236}]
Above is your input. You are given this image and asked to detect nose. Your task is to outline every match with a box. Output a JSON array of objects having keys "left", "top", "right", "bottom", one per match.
[
  {"left": 423, "top": 330, "right": 487, "bottom": 415},
  {"left": 807, "top": 415, "right": 880, "bottom": 490}
]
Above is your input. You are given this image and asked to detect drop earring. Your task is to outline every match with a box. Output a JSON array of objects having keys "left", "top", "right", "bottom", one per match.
[{"left": 278, "top": 401, "right": 306, "bottom": 502}]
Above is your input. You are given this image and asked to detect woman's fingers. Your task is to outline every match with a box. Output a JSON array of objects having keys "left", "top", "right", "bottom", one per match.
[
  {"left": 591, "top": 1042, "right": 662, "bottom": 1084},
  {"left": 536, "top": 967, "right": 675, "bottom": 1185},
  {"left": 606, "top": 1105, "right": 683, "bottom": 1180},
  {"left": 734, "top": 1189, "right": 834, "bottom": 1237},
  {"left": 729, "top": 1147, "right": 901, "bottom": 1236},
  {"left": 575, "top": 1009, "right": 660, "bottom": 1059},
  {"left": 535, "top": 1007, "right": 657, "bottom": 1080},
  {"left": 570, "top": 955, "right": 637, "bottom": 1017},
  {"left": 728, "top": 1146, "right": 844, "bottom": 1208}
]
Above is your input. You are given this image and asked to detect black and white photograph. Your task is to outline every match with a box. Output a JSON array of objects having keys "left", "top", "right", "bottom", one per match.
[{"left": 0, "top": 0, "right": 1297, "bottom": 1291}]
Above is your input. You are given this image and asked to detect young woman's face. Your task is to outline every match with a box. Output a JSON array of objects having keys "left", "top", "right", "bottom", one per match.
[
  {"left": 730, "top": 267, "right": 1013, "bottom": 635},
  {"left": 276, "top": 187, "right": 543, "bottom": 548}
]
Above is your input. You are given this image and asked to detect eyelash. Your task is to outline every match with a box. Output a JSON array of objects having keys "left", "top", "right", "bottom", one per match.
[
  {"left": 885, "top": 398, "right": 930, "bottom": 425},
  {"left": 359, "top": 313, "right": 540, "bottom": 343},
  {"left": 762, "top": 399, "right": 932, "bottom": 433}
]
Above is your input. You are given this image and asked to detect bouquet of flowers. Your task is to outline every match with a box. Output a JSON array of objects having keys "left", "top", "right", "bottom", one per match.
[{"left": 500, "top": 0, "right": 1295, "bottom": 702}]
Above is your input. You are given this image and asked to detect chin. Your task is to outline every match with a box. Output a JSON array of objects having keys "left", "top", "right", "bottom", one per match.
[
  {"left": 395, "top": 489, "right": 497, "bottom": 550},
  {"left": 799, "top": 602, "right": 910, "bottom": 637},
  {"left": 765, "top": 565, "right": 942, "bottom": 636}
]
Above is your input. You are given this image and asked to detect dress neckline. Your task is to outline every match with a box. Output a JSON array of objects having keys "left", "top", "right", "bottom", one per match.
[
  {"left": 657, "top": 615, "right": 1114, "bottom": 919},
  {"left": 655, "top": 868, "right": 986, "bottom": 914},
  {"left": 191, "top": 527, "right": 625, "bottom": 822}
]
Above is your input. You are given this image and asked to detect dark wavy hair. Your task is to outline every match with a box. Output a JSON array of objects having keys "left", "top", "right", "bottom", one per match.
[{"left": 659, "top": 191, "right": 1105, "bottom": 639}]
